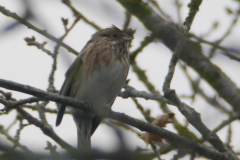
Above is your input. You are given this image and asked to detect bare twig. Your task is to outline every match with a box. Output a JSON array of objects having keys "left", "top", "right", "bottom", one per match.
[
  {"left": 117, "top": 0, "right": 240, "bottom": 113},
  {"left": 208, "top": 6, "right": 240, "bottom": 58},
  {"left": 131, "top": 97, "right": 153, "bottom": 122},
  {"left": 13, "top": 122, "right": 30, "bottom": 151},
  {"left": 0, "top": 78, "right": 227, "bottom": 159},
  {"left": 104, "top": 120, "right": 141, "bottom": 137},
  {"left": 131, "top": 97, "right": 160, "bottom": 158},
  {"left": 201, "top": 21, "right": 219, "bottom": 38},
  {"left": 164, "top": 90, "right": 239, "bottom": 159},
  {"left": 0, "top": 125, "right": 35, "bottom": 155},
  {"left": 36, "top": 101, "right": 49, "bottom": 124},
  {"left": 175, "top": 0, "right": 183, "bottom": 23},
  {"left": 47, "top": 16, "right": 80, "bottom": 93},
  {"left": 122, "top": 11, "right": 132, "bottom": 32},
  {"left": 6, "top": 117, "right": 18, "bottom": 132},
  {"left": 212, "top": 116, "right": 239, "bottom": 134},
  {"left": 45, "top": 141, "right": 61, "bottom": 160},
  {"left": 0, "top": 97, "right": 41, "bottom": 112},
  {"left": 190, "top": 34, "right": 240, "bottom": 62},
  {"left": 178, "top": 61, "right": 231, "bottom": 114},
  {"left": 24, "top": 36, "right": 54, "bottom": 57},
  {"left": 0, "top": 5, "right": 79, "bottom": 56},
  {"left": 226, "top": 125, "right": 232, "bottom": 149},
  {"left": 149, "top": 141, "right": 161, "bottom": 160},
  {"left": 119, "top": 84, "right": 174, "bottom": 105},
  {"left": 162, "top": 37, "right": 185, "bottom": 93},
  {"left": 148, "top": 0, "right": 172, "bottom": 21},
  {"left": 23, "top": 105, "right": 71, "bottom": 114},
  {"left": 130, "top": 34, "right": 155, "bottom": 62},
  {"left": 16, "top": 107, "right": 75, "bottom": 151},
  {"left": 62, "top": 0, "right": 101, "bottom": 30},
  {"left": 129, "top": 60, "right": 199, "bottom": 143},
  {"left": 162, "top": 0, "right": 202, "bottom": 93}
]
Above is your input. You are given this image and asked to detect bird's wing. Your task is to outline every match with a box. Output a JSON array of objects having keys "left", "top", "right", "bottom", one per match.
[
  {"left": 55, "top": 53, "right": 84, "bottom": 126},
  {"left": 91, "top": 116, "right": 103, "bottom": 135},
  {"left": 56, "top": 40, "right": 95, "bottom": 126},
  {"left": 91, "top": 101, "right": 114, "bottom": 135},
  {"left": 56, "top": 40, "right": 107, "bottom": 135}
]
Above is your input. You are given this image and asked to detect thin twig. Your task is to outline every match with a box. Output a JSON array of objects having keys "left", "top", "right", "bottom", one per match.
[
  {"left": 13, "top": 122, "right": 30, "bottom": 151},
  {"left": 16, "top": 107, "right": 75, "bottom": 151},
  {"left": 162, "top": 0, "right": 202, "bottom": 93},
  {"left": 212, "top": 116, "right": 238, "bottom": 134},
  {"left": 190, "top": 34, "right": 240, "bottom": 62},
  {"left": 178, "top": 61, "right": 231, "bottom": 114},
  {"left": 0, "top": 5, "right": 79, "bottom": 56},
  {"left": 164, "top": 90, "right": 238, "bottom": 159},
  {"left": 104, "top": 120, "right": 142, "bottom": 137},
  {"left": 130, "top": 34, "right": 155, "bottom": 63},
  {"left": 131, "top": 97, "right": 161, "bottom": 158},
  {"left": 0, "top": 124, "right": 35, "bottom": 155},
  {"left": 149, "top": 141, "right": 161, "bottom": 160},
  {"left": 6, "top": 117, "right": 18, "bottom": 132},
  {"left": 62, "top": 0, "right": 101, "bottom": 30},
  {"left": 36, "top": 101, "right": 49, "bottom": 124},
  {"left": 23, "top": 105, "right": 65, "bottom": 114},
  {"left": 0, "top": 97, "right": 41, "bottom": 112},
  {"left": 47, "top": 16, "right": 80, "bottom": 93},
  {"left": 226, "top": 124, "right": 232, "bottom": 149},
  {"left": 117, "top": 0, "right": 240, "bottom": 113},
  {"left": 0, "top": 78, "right": 227, "bottom": 159},
  {"left": 131, "top": 97, "right": 153, "bottom": 122},
  {"left": 119, "top": 84, "right": 174, "bottom": 105},
  {"left": 162, "top": 37, "right": 185, "bottom": 93},
  {"left": 129, "top": 60, "right": 199, "bottom": 142},
  {"left": 208, "top": 6, "right": 240, "bottom": 58},
  {"left": 122, "top": 11, "right": 132, "bottom": 32},
  {"left": 24, "top": 36, "right": 54, "bottom": 57},
  {"left": 175, "top": 0, "right": 183, "bottom": 23},
  {"left": 149, "top": 0, "right": 172, "bottom": 21}
]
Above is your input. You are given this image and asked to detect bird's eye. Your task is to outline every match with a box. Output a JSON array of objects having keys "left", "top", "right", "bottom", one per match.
[{"left": 112, "top": 33, "right": 118, "bottom": 38}]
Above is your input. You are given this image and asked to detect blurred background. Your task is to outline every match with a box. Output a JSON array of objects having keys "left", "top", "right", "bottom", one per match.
[{"left": 0, "top": 0, "right": 240, "bottom": 159}]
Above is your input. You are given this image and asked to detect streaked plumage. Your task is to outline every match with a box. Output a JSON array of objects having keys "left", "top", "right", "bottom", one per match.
[{"left": 56, "top": 25, "right": 135, "bottom": 151}]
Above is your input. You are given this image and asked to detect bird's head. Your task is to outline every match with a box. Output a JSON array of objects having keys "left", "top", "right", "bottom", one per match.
[{"left": 92, "top": 25, "right": 135, "bottom": 43}]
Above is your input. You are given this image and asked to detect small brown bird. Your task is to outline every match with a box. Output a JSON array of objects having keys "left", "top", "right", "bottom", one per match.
[{"left": 56, "top": 25, "right": 135, "bottom": 151}]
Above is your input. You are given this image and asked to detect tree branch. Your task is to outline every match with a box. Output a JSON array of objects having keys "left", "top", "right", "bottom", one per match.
[
  {"left": 119, "top": 84, "right": 174, "bottom": 105},
  {"left": 16, "top": 107, "right": 76, "bottom": 151},
  {"left": 0, "top": 5, "right": 79, "bottom": 56},
  {"left": 117, "top": 0, "right": 240, "bottom": 113},
  {"left": 0, "top": 78, "right": 228, "bottom": 159},
  {"left": 164, "top": 90, "right": 239, "bottom": 160}
]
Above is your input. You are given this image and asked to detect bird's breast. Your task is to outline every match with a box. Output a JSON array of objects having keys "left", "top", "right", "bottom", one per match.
[
  {"left": 82, "top": 41, "right": 129, "bottom": 75},
  {"left": 77, "top": 41, "right": 129, "bottom": 106},
  {"left": 77, "top": 59, "right": 129, "bottom": 108}
]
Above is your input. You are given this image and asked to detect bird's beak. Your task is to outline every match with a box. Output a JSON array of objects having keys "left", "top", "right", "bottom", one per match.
[{"left": 123, "top": 34, "right": 133, "bottom": 41}]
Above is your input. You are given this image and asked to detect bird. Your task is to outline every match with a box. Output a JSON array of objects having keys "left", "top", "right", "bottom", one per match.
[{"left": 56, "top": 25, "right": 135, "bottom": 152}]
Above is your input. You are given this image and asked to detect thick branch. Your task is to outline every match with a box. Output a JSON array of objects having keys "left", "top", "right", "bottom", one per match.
[
  {"left": 119, "top": 84, "right": 174, "bottom": 105},
  {"left": 16, "top": 107, "right": 75, "bottom": 151},
  {"left": 0, "top": 78, "right": 227, "bottom": 160},
  {"left": 164, "top": 90, "right": 239, "bottom": 160},
  {"left": 117, "top": 0, "right": 240, "bottom": 113}
]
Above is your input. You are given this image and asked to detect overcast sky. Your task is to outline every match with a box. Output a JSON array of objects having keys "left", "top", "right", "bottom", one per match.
[{"left": 0, "top": 0, "right": 240, "bottom": 159}]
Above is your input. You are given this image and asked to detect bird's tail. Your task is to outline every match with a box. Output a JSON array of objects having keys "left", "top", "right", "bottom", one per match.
[{"left": 74, "top": 116, "right": 92, "bottom": 152}]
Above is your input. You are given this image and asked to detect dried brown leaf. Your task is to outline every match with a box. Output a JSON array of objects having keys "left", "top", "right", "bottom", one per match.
[{"left": 141, "top": 113, "right": 174, "bottom": 145}]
